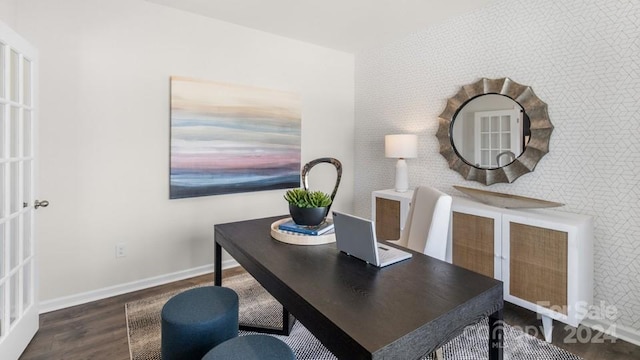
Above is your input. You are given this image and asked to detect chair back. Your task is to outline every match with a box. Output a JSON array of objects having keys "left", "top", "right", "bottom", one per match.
[{"left": 396, "top": 186, "right": 452, "bottom": 260}]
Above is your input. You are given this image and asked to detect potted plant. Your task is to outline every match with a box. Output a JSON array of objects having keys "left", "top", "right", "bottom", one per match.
[{"left": 284, "top": 188, "right": 332, "bottom": 226}]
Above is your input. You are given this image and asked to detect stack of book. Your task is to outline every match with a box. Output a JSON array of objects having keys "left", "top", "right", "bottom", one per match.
[{"left": 278, "top": 219, "right": 334, "bottom": 236}]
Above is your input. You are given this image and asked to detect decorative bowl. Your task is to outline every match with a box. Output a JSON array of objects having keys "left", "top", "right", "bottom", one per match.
[
  {"left": 289, "top": 205, "right": 327, "bottom": 226},
  {"left": 453, "top": 186, "right": 564, "bottom": 209}
]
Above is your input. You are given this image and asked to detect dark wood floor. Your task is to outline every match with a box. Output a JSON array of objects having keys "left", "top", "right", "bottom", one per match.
[{"left": 19, "top": 267, "right": 639, "bottom": 360}]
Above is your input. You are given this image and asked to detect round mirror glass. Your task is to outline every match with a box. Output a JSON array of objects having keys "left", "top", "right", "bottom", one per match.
[{"left": 450, "top": 94, "right": 531, "bottom": 170}]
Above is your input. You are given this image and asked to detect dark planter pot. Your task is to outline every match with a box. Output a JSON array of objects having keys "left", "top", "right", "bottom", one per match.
[{"left": 289, "top": 205, "right": 327, "bottom": 226}]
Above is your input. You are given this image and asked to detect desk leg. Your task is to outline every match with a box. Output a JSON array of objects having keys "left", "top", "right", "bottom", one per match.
[
  {"left": 282, "top": 308, "right": 295, "bottom": 335},
  {"left": 215, "top": 238, "right": 295, "bottom": 335},
  {"left": 489, "top": 309, "right": 504, "bottom": 360},
  {"left": 214, "top": 240, "right": 222, "bottom": 286}
]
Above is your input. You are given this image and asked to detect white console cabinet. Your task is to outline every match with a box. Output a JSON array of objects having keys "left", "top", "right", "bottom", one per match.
[{"left": 448, "top": 196, "right": 594, "bottom": 342}]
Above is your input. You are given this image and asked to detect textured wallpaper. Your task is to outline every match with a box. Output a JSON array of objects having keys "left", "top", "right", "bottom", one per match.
[{"left": 355, "top": 0, "right": 639, "bottom": 338}]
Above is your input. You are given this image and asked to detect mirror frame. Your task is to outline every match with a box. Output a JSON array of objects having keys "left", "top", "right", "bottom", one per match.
[{"left": 436, "top": 77, "right": 553, "bottom": 185}]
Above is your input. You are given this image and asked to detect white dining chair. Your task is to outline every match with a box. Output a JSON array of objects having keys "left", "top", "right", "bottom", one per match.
[
  {"left": 389, "top": 185, "right": 452, "bottom": 360},
  {"left": 391, "top": 185, "right": 452, "bottom": 261}
]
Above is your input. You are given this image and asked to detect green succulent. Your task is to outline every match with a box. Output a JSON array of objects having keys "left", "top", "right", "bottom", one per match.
[
  {"left": 305, "top": 190, "right": 332, "bottom": 207},
  {"left": 284, "top": 188, "right": 332, "bottom": 208},
  {"left": 284, "top": 188, "right": 307, "bottom": 206}
]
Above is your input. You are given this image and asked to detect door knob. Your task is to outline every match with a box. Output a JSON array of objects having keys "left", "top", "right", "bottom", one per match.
[{"left": 34, "top": 200, "right": 50, "bottom": 209}]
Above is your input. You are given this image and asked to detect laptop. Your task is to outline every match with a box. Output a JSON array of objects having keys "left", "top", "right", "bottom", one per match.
[{"left": 332, "top": 211, "right": 412, "bottom": 267}]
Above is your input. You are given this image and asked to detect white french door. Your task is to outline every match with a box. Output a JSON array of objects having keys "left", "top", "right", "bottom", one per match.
[
  {"left": 473, "top": 109, "right": 522, "bottom": 168},
  {"left": 0, "top": 21, "right": 39, "bottom": 360}
]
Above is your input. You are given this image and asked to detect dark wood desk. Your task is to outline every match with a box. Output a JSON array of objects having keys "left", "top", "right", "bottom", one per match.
[{"left": 214, "top": 216, "right": 504, "bottom": 359}]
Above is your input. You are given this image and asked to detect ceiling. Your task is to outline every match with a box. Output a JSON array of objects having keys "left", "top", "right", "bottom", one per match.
[{"left": 145, "top": 0, "right": 497, "bottom": 53}]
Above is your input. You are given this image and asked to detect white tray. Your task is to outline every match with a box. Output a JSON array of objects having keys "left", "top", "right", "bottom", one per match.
[{"left": 270, "top": 218, "right": 336, "bottom": 245}]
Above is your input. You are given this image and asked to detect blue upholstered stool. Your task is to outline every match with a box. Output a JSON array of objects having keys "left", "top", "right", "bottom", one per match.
[
  {"left": 161, "top": 286, "right": 239, "bottom": 360},
  {"left": 201, "top": 335, "right": 295, "bottom": 360}
]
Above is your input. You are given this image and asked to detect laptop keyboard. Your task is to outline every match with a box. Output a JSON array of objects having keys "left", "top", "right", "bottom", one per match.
[{"left": 377, "top": 246, "right": 395, "bottom": 262}]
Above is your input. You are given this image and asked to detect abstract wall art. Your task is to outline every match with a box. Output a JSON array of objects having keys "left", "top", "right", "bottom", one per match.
[{"left": 170, "top": 77, "right": 301, "bottom": 199}]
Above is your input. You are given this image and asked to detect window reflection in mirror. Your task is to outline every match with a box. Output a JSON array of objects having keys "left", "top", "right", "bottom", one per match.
[{"left": 450, "top": 94, "right": 531, "bottom": 169}]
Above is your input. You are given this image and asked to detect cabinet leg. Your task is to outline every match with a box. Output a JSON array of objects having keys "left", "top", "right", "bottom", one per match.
[{"left": 541, "top": 315, "right": 553, "bottom": 343}]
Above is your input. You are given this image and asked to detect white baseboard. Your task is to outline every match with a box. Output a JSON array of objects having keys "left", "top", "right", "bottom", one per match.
[
  {"left": 39, "top": 259, "right": 239, "bottom": 314},
  {"left": 582, "top": 318, "right": 640, "bottom": 347}
]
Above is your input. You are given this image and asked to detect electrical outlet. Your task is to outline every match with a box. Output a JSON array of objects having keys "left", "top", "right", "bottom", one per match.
[{"left": 116, "top": 243, "right": 126, "bottom": 258}]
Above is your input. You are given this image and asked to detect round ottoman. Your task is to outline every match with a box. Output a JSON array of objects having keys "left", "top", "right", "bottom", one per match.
[
  {"left": 161, "top": 286, "right": 239, "bottom": 360},
  {"left": 202, "top": 335, "right": 295, "bottom": 360}
]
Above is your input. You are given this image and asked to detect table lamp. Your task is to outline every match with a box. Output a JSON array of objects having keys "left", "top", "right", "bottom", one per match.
[{"left": 385, "top": 134, "right": 418, "bottom": 192}]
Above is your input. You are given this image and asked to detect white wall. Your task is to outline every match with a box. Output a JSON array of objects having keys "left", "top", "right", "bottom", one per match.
[
  {"left": 5, "top": 0, "right": 354, "bottom": 304},
  {"left": 0, "top": 0, "right": 18, "bottom": 29},
  {"left": 355, "top": 0, "right": 640, "bottom": 343}
]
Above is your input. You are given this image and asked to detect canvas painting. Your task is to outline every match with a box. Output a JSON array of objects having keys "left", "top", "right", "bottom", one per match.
[{"left": 170, "top": 77, "right": 301, "bottom": 199}]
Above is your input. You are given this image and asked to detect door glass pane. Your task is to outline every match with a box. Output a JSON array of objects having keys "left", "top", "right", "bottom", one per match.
[
  {"left": 10, "top": 216, "right": 20, "bottom": 270},
  {"left": 23, "top": 261, "right": 32, "bottom": 309},
  {"left": 10, "top": 106, "right": 20, "bottom": 158},
  {"left": 22, "top": 57, "right": 31, "bottom": 106},
  {"left": 10, "top": 161, "right": 20, "bottom": 214},
  {"left": 23, "top": 211, "right": 31, "bottom": 259},
  {"left": 481, "top": 134, "right": 489, "bottom": 148},
  {"left": 0, "top": 165, "right": 4, "bottom": 218},
  {"left": 23, "top": 160, "right": 31, "bottom": 209},
  {"left": 491, "top": 133, "right": 499, "bottom": 148},
  {"left": 10, "top": 49, "right": 19, "bottom": 102},
  {"left": 23, "top": 110, "right": 32, "bottom": 157},
  {"left": 10, "top": 272, "right": 20, "bottom": 324},
  {"left": 502, "top": 134, "right": 511, "bottom": 148},
  {"left": 0, "top": 43, "right": 5, "bottom": 98},
  {"left": 501, "top": 115, "right": 511, "bottom": 130},
  {"left": 0, "top": 104, "right": 5, "bottom": 158},
  {"left": 481, "top": 117, "right": 489, "bottom": 131},
  {"left": 0, "top": 223, "right": 4, "bottom": 278},
  {"left": 0, "top": 284, "right": 4, "bottom": 336},
  {"left": 490, "top": 116, "right": 499, "bottom": 130}
]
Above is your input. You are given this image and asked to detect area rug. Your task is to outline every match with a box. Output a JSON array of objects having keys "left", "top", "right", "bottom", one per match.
[{"left": 125, "top": 273, "right": 582, "bottom": 360}]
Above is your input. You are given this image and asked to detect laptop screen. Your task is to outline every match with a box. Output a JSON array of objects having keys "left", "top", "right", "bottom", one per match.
[
  {"left": 332, "top": 211, "right": 380, "bottom": 265},
  {"left": 333, "top": 211, "right": 413, "bottom": 267}
]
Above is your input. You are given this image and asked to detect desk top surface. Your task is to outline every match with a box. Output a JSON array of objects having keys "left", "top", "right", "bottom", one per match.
[{"left": 215, "top": 216, "right": 503, "bottom": 359}]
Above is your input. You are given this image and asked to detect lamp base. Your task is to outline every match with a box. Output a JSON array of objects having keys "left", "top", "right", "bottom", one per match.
[{"left": 394, "top": 158, "right": 409, "bottom": 192}]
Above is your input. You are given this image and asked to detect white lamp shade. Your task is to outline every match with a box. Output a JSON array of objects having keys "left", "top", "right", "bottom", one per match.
[{"left": 385, "top": 134, "right": 418, "bottom": 159}]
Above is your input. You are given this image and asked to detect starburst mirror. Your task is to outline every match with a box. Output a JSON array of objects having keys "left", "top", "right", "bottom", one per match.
[{"left": 436, "top": 77, "right": 553, "bottom": 185}]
